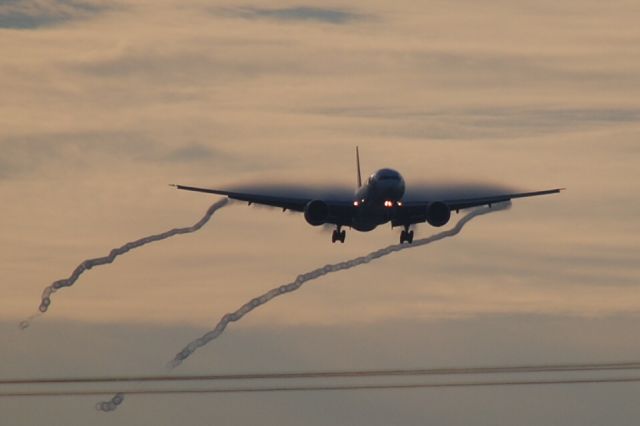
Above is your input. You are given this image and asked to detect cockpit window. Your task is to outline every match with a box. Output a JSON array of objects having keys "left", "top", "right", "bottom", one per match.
[{"left": 379, "top": 175, "right": 399, "bottom": 181}]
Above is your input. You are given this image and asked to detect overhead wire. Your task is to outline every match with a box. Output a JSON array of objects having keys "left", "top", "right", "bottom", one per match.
[
  {"left": 3, "top": 377, "right": 640, "bottom": 398},
  {"left": 3, "top": 360, "right": 640, "bottom": 386}
]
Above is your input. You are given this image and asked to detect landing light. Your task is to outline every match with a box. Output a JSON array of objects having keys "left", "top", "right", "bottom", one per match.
[
  {"left": 397, "top": 201, "right": 403, "bottom": 206},
  {"left": 384, "top": 200, "right": 393, "bottom": 208},
  {"left": 353, "top": 200, "right": 359, "bottom": 206}
]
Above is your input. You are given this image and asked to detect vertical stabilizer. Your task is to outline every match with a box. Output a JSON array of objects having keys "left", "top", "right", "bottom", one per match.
[{"left": 356, "top": 146, "right": 362, "bottom": 188}]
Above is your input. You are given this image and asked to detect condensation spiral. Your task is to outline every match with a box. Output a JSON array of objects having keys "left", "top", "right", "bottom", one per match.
[
  {"left": 169, "top": 203, "right": 510, "bottom": 369},
  {"left": 20, "top": 198, "right": 229, "bottom": 330}
]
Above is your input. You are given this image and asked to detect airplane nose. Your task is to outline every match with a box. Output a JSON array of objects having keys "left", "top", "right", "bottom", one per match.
[{"left": 379, "top": 181, "right": 404, "bottom": 199}]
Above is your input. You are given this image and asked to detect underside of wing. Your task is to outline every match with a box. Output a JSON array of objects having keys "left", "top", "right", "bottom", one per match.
[
  {"left": 444, "top": 188, "right": 564, "bottom": 211},
  {"left": 171, "top": 184, "right": 354, "bottom": 225},
  {"left": 400, "top": 188, "right": 563, "bottom": 226},
  {"left": 172, "top": 184, "right": 312, "bottom": 211},
  {"left": 173, "top": 184, "right": 563, "bottom": 230}
]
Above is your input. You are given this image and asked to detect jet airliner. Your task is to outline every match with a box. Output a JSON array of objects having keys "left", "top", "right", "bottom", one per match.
[{"left": 173, "top": 148, "right": 562, "bottom": 243}]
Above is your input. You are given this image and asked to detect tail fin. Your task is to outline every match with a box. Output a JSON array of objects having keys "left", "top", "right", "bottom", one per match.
[{"left": 356, "top": 146, "right": 362, "bottom": 188}]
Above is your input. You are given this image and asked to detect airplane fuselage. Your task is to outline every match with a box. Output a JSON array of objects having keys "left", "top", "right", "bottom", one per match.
[{"left": 352, "top": 168, "right": 406, "bottom": 231}]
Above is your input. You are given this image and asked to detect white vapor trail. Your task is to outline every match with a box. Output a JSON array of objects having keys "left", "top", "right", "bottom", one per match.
[
  {"left": 20, "top": 198, "right": 229, "bottom": 330},
  {"left": 168, "top": 202, "right": 511, "bottom": 369},
  {"left": 96, "top": 202, "right": 509, "bottom": 412},
  {"left": 95, "top": 393, "right": 125, "bottom": 412}
]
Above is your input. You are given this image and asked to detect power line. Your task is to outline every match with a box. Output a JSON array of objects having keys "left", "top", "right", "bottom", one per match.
[
  {"left": 3, "top": 361, "right": 640, "bottom": 386},
  {"left": 3, "top": 377, "right": 640, "bottom": 398}
]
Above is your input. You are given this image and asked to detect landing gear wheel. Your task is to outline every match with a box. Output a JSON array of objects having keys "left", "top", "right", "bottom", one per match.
[
  {"left": 332, "top": 229, "right": 346, "bottom": 243},
  {"left": 400, "top": 228, "right": 414, "bottom": 244}
]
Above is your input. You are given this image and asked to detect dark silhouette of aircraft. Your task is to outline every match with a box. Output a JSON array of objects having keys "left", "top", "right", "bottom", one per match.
[{"left": 172, "top": 148, "right": 562, "bottom": 243}]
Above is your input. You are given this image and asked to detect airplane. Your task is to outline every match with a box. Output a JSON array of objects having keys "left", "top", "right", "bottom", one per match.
[{"left": 172, "top": 147, "right": 562, "bottom": 244}]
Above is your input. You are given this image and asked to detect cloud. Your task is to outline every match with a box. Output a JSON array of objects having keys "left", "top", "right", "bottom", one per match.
[
  {"left": 0, "top": 132, "right": 238, "bottom": 179},
  {"left": 220, "top": 6, "right": 364, "bottom": 24},
  {"left": 0, "top": 11, "right": 65, "bottom": 29},
  {"left": 70, "top": 47, "right": 302, "bottom": 83},
  {"left": 161, "top": 143, "right": 223, "bottom": 163},
  {"left": 0, "top": 131, "right": 150, "bottom": 177},
  {"left": 0, "top": 0, "right": 105, "bottom": 29},
  {"left": 305, "top": 106, "right": 640, "bottom": 140}
]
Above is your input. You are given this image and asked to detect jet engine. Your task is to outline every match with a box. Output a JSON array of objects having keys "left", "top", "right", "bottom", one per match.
[
  {"left": 426, "top": 201, "right": 451, "bottom": 227},
  {"left": 304, "top": 200, "right": 330, "bottom": 226}
]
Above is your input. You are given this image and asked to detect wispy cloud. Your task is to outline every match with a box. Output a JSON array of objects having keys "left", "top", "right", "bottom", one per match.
[
  {"left": 0, "top": 133, "right": 235, "bottom": 179},
  {"left": 161, "top": 143, "right": 223, "bottom": 163},
  {"left": 305, "top": 106, "right": 640, "bottom": 140},
  {"left": 0, "top": 131, "right": 147, "bottom": 177},
  {"left": 0, "top": 0, "right": 105, "bottom": 29},
  {"left": 220, "top": 6, "right": 364, "bottom": 24}
]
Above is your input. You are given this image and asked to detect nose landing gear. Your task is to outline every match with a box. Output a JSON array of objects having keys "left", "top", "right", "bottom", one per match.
[
  {"left": 332, "top": 227, "right": 346, "bottom": 243},
  {"left": 400, "top": 226, "right": 414, "bottom": 244}
]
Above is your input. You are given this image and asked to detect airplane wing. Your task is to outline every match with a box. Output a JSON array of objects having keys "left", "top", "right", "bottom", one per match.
[
  {"left": 401, "top": 188, "right": 563, "bottom": 224},
  {"left": 443, "top": 188, "right": 564, "bottom": 211},
  {"left": 171, "top": 184, "right": 355, "bottom": 225},
  {"left": 172, "top": 184, "right": 312, "bottom": 211},
  {"left": 173, "top": 184, "right": 562, "bottom": 228}
]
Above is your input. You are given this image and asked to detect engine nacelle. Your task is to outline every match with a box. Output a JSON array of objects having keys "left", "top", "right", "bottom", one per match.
[
  {"left": 426, "top": 201, "right": 451, "bottom": 227},
  {"left": 304, "top": 200, "right": 329, "bottom": 226}
]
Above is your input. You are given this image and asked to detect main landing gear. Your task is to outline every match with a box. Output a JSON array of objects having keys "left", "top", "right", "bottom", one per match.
[
  {"left": 332, "top": 226, "right": 346, "bottom": 243},
  {"left": 400, "top": 226, "right": 414, "bottom": 244}
]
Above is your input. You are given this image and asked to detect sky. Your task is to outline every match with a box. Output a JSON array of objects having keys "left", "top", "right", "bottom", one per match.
[{"left": 1, "top": 0, "right": 640, "bottom": 424}]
